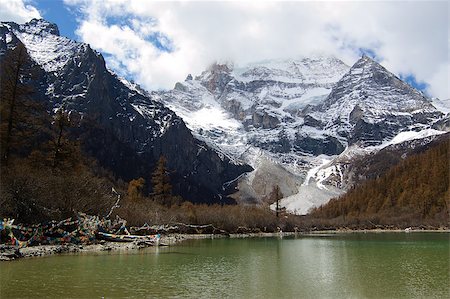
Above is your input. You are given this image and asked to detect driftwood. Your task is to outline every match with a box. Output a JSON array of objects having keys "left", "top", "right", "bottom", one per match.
[
  {"left": 130, "top": 223, "right": 227, "bottom": 235},
  {"left": 105, "top": 188, "right": 121, "bottom": 219},
  {"left": 1, "top": 212, "right": 154, "bottom": 247}
]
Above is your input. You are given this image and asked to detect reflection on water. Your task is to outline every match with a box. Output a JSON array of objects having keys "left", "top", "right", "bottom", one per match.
[{"left": 0, "top": 233, "right": 448, "bottom": 298}]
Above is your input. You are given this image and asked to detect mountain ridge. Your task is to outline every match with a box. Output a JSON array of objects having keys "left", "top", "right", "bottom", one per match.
[
  {"left": 0, "top": 18, "right": 252, "bottom": 204},
  {"left": 2, "top": 18, "right": 448, "bottom": 212},
  {"left": 158, "top": 52, "right": 447, "bottom": 211}
]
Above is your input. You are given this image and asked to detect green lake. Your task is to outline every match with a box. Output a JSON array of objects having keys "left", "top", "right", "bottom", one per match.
[{"left": 0, "top": 233, "right": 449, "bottom": 298}]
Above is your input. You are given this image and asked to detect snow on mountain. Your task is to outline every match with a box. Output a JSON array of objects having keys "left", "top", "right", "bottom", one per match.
[
  {"left": 431, "top": 98, "right": 450, "bottom": 114},
  {"left": 160, "top": 54, "right": 447, "bottom": 214},
  {"left": 1, "top": 19, "right": 84, "bottom": 73},
  {"left": 233, "top": 56, "right": 348, "bottom": 85},
  {"left": 384, "top": 128, "right": 446, "bottom": 146},
  {"left": 306, "top": 55, "right": 442, "bottom": 147},
  {"left": 4, "top": 18, "right": 446, "bottom": 213},
  {"left": 160, "top": 56, "right": 350, "bottom": 162},
  {"left": 0, "top": 18, "right": 252, "bottom": 204}
]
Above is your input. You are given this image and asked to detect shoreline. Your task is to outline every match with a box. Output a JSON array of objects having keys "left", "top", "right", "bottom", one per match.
[
  {"left": 1, "top": 229, "right": 448, "bottom": 261},
  {"left": 305, "top": 228, "right": 450, "bottom": 234}
]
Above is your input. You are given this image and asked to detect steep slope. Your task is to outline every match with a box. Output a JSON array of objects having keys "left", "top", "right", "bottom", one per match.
[
  {"left": 160, "top": 54, "right": 447, "bottom": 211},
  {"left": 310, "top": 134, "right": 449, "bottom": 227},
  {"left": 160, "top": 57, "right": 350, "bottom": 160},
  {"left": 275, "top": 130, "right": 447, "bottom": 214},
  {"left": 158, "top": 57, "right": 350, "bottom": 202},
  {"left": 307, "top": 55, "right": 442, "bottom": 147},
  {"left": 0, "top": 19, "right": 251, "bottom": 203}
]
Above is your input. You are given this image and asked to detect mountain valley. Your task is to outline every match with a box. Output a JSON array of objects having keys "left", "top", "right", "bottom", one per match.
[{"left": 1, "top": 18, "right": 449, "bottom": 220}]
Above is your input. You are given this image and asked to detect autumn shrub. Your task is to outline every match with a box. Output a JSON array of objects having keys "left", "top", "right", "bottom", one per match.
[
  {"left": 114, "top": 198, "right": 304, "bottom": 233},
  {"left": 0, "top": 158, "right": 115, "bottom": 224}
]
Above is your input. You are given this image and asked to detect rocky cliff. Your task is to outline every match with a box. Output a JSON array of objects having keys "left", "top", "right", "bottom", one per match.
[
  {"left": 158, "top": 54, "right": 447, "bottom": 211},
  {"left": 0, "top": 19, "right": 252, "bottom": 203}
]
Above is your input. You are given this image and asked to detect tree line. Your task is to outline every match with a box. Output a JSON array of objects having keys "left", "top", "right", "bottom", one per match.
[{"left": 310, "top": 136, "right": 449, "bottom": 227}]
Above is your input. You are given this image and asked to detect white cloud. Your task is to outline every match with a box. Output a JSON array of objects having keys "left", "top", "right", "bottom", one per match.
[
  {"left": 428, "top": 62, "right": 449, "bottom": 100},
  {"left": 6, "top": 0, "right": 449, "bottom": 100},
  {"left": 0, "top": 0, "right": 41, "bottom": 23},
  {"left": 63, "top": 0, "right": 448, "bottom": 98}
]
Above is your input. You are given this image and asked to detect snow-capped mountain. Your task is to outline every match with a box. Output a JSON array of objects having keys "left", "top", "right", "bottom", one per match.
[
  {"left": 1, "top": 19, "right": 82, "bottom": 73},
  {"left": 159, "top": 54, "right": 447, "bottom": 213},
  {"left": 0, "top": 19, "right": 251, "bottom": 203},
  {"left": 158, "top": 56, "right": 350, "bottom": 165},
  {"left": 2, "top": 18, "right": 446, "bottom": 213},
  {"left": 156, "top": 56, "right": 352, "bottom": 204},
  {"left": 308, "top": 55, "right": 442, "bottom": 147}
]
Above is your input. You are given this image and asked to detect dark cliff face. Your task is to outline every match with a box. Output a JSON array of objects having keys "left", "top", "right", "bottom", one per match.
[{"left": 0, "top": 19, "right": 252, "bottom": 203}]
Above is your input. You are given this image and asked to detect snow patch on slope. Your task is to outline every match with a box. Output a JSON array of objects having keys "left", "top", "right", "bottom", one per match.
[
  {"left": 431, "top": 98, "right": 450, "bottom": 114},
  {"left": 270, "top": 183, "right": 343, "bottom": 215},
  {"left": 6, "top": 19, "right": 83, "bottom": 73},
  {"left": 302, "top": 157, "right": 331, "bottom": 187},
  {"left": 387, "top": 129, "right": 446, "bottom": 145},
  {"left": 368, "top": 128, "right": 448, "bottom": 150}
]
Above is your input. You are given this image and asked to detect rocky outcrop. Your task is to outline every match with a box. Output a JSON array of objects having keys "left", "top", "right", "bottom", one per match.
[
  {"left": 251, "top": 111, "right": 280, "bottom": 129},
  {"left": 432, "top": 115, "right": 450, "bottom": 131},
  {"left": 294, "top": 136, "right": 345, "bottom": 156}
]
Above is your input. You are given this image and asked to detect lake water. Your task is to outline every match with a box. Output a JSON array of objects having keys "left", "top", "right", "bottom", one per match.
[{"left": 0, "top": 233, "right": 448, "bottom": 298}]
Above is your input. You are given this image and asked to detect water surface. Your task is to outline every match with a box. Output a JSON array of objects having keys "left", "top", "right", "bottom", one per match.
[{"left": 0, "top": 233, "right": 448, "bottom": 298}]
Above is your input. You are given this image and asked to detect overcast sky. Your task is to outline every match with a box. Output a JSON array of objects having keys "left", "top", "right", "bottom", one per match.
[{"left": 1, "top": 0, "right": 449, "bottom": 99}]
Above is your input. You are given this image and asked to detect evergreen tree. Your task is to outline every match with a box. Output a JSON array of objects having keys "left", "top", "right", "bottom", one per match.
[
  {"left": 151, "top": 155, "right": 175, "bottom": 206},
  {"left": 0, "top": 43, "right": 46, "bottom": 165},
  {"left": 269, "top": 185, "right": 283, "bottom": 217},
  {"left": 51, "top": 108, "right": 73, "bottom": 169}
]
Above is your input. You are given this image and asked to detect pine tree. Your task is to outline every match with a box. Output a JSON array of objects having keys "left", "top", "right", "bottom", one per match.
[
  {"left": 0, "top": 43, "right": 47, "bottom": 165},
  {"left": 151, "top": 155, "right": 175, "bottom": 206},
  {"left": 269, "top": 185, "right": 283, "bottom": 217},
  {"left": 51, "top": 108, "right": 72, "bottom": 169}
]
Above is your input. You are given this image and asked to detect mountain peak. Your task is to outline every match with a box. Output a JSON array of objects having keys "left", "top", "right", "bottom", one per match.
[
  {"left": 2, "top": 18, "right": 82, "bottom": 73},
  {"left": 324, "top": 52, "right": 433, "bottom": 111},
  {"left": 23, "top": 18, "right": 60, "bottom": 36},
  {"left": 360, "top": 53, "right": 373, "bottom": 60},
  {"left": 317, "top": 53, "right": 441, "bottom": 147},
  {"left": 352, "top": 54, "right": 385, "bottom": 71},
  {"left": 207, "top": 62, "right": 233, "bottom": 74}
]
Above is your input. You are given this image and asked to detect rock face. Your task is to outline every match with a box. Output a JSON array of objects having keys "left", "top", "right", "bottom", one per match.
[
  {"left": 158, "top": 53, "right": 447, "bottom": 210},
  {"left": 307, "top": 55, "right": 442, "bottom": 147},
  {"left": 0, "top": 19, "right": 252, "bottom": 203},
  {"left": 159, "top": 57, "right": 351, "bottom": 167}
]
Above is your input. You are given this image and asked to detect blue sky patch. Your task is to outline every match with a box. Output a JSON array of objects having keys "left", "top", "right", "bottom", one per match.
[
  {"left": 33, "top": 0, "right": 79, "bottom": 40},
  {"left": 147, "top": 32, "right": 174, "bottom": 53},
  {"left": 400, "top": 74, "right": 429, "bottom": 94},
  {"left": 358, "top": 48, "right": 380, "bottom": 62}
]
